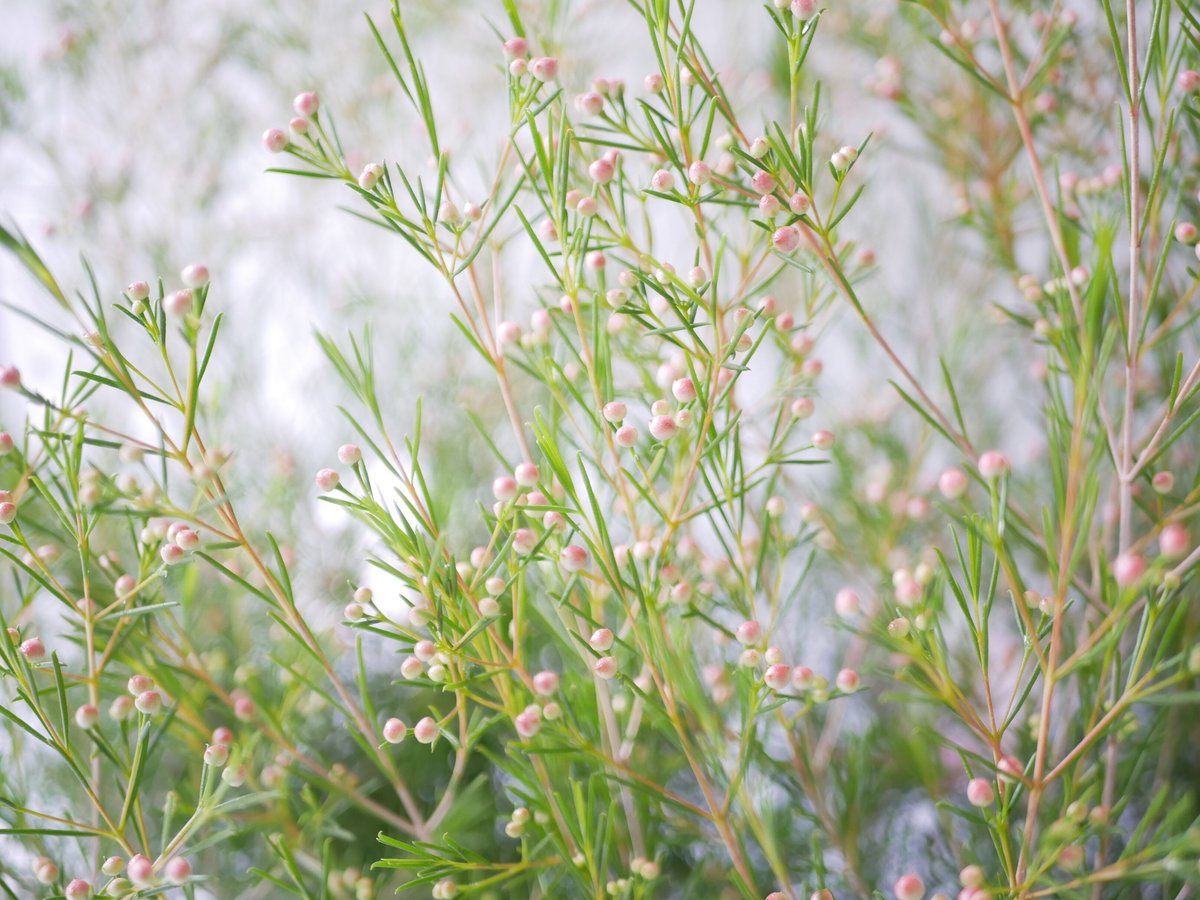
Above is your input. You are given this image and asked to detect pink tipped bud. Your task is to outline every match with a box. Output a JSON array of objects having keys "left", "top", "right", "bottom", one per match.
[
  {"left": 400, "top": 656, "right": 423, "bottom": 679},
  {"left": 358, "top": 163, "right": 384, "bottom": 190},
  {"left": 1178, "top": 70, "right": 1200, "bottom": 92},
  {"left": 791, "top": 0, "right": 818, "bottom": 18},
  {"left": 493, "top": 475, "right": 518, "bottom": 502},
  {"left": 127, "top": 855, "right": 154, "bottom": 885},
  {"left": 75, "top": 704, "right": 99, "bottom": 729},
  {"left": 337, "top": 444, "right": 362, "bottom": 466},
  {"left": 1159, "top": 523, "right": 1189, "bottom": 560},
  {"left": 593, "top": 656, "right": 618, "bottom": 679},
  {"left": 650, "top": 169, "right": 675, "bottom": 191},
  {"left": 735, "top": 620, "right": 762, "bottom": 645},
  {"left": 576, "top": 91, "right": 604, "bottom": 115},
  {"left": 514, "top": 707, "right": 542, "bottom": 738},
  {"left": 19, "top": 637, "right": 45, "bottom": 662},
  {"left": 514, "top": 462, "right": 540, "bottom": 487},
  {"left": 589, "top": 627, "right": 614, "bottom": 651},
  {"left": 293, "top": 91, "right": 320, "bottom": 118},
  {"left": 560, "top": 544, "right": 590, "bottom": 572},
  {"left": 614, "top": 424, "right": 638, "bottom": 447},
  {"left": 1176, "top": 222, "right": 1198, "bottom": 244},
  {"left": 102, "top": 857, "right": 124, "bottom": 877},
  {"left": 160, "top": 543, "right": 185, "bottom": 566},
  {"left": 939, "top": 467, "right": 969, "bottom": 499},
  {"left": 1152, "top": 471, "right": 1175, "bottom": 493},
  {"left": 529, "top": 56, "right": 558, "bottom": 82},
  {"left": 414, "top": 715, "right": 438, "bottom": 744},
  {"left": 162, "top": 289, "right": 193, "bottom": 316},
  {"left": 533, "top": 670, "right": 560, "bottom": 696},
  {"left": 497, "top": 320, "right": 522, "bottom": 345},
  {"left": 834, "top": 588, "right": 860, "bottom": 618},
  {"left": 750, "top": 171, "right": 775, "bottom": 193},
  {"left": 414, "top": 640, "right": 437, "bottom": 662},
  {"left": 65, "top": 879, "right": 92, "bottom": 900},
  {"left": 382, "top": 717, "right": 407, "bottom": 744},
  {"left": 289, "top": 116, "right": 308, "bottom": 135},
  {"left": 672, "top": 378, "right": 697, "bottom": 403},
  {"left": 688, "top": 160, "right": 712, "bottom": 185},
  {"left": 894, "top": 873, "right": 925, "bottom": 900},
  {"left": 234, "top": 694, "right": 255, "bottom": 721},
  {"left": 960, "top": 865, "right": 984, "bottom": 888},
  {"left": 502, "top": 37, "right": 528, "bottom": 60},
  {"left": 835, "top": 668, "right": 860, "bottom": 692},
  {"left": 649, "top": 415, "right": 677, "bottom": 441},
  {"left": 125, "top": 281, "right": 150, "bottom": 302},
  {"left": 997, "top": 755, "right": 1023, "bottom": 784},
  {"left": 512, "top": 528, "right": 536, "bottom": 556},
  {"left": 128, "top": 674, "right": 154, "bottom": 694},
  {"left": 165, "top": 857, "right": 192, "bottom": 882},
  {"left": 977, "top": 450, "right": 1009, "bottom": 480},
  {"left": 759, "top": 194, "right": 782, "bottom": 217},
  {"left": 811, "top": 429, "right": 835, "bottom": 451},
  {"left": 262, "top": 128, "right": 288, "bottom": 153},
  {"left": 204, "top": 743, "right": 229, "bottom": 767},
  {"left": 212, "top": 725, "right": 234, "bottom": 745},
  {"left": 966, "top": 777, "right": 995, "bottom": 807},
  {"left": 180, "top": 264, "right": 209, "bottom": 288},
  {"left": 773, "top": 225, "right": 801, "bottom": 253},
  {"left": 588, "top": 158, "right": 615, "bottom": 184},
  {"left": 644, "top": 72, "right": 664, "bottom": 93},
  {"left": 578, "top": 197, "right": 598, "bottom": 217},
  {"left": 603, "top": 401, "right": 627, "bottom": 423},
  {"left": 109, "top": 695, "right": 134, "bottom": 721},
  {"left": 764, "top": 664, "right": 791, "bottom": 690},
  {"left": 1113, "top": 552, "right": 1147, "bottom": 586},
  {"left": 315, "top": 468, "right": 340, "bottom": 492},
  {"left": 135, "top": 690, "right": 163, "bottom": 715}
]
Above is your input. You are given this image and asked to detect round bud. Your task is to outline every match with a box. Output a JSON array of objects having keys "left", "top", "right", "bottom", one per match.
[
  {"left": 589, "top": 627, "right": 614, "bottom": 651},
  {"left": 687, "top": 160, "right": 712, "bottom": 185},
  {"left": 650, "top": 169, "right": 675, "bottom": 191},
  {"left": 293, "top": 91, "right": 320, "bottom": 118},
  {"left": 382, "top": 717, "right": 407, "bottom": 744},
  {"left": 315, "top": 468, "right": 340, "bottom": 492},
  {"left": 126, "top": 854, "right": 154, "bottom": 885},
  {"left": 162, "top": 289, "right": 193, "bottom": 317},
  {"left": 939, "top": 467, "right": 969, "bottom": 499},
  {"left": 529, "top": 57, "right": 558, "bottom": 82},
  {"left": 773, "top": 225, "right": 801, "bottom": 253},
  {"left": 75, "top": 704, "right": 99, "bottom": 729},
  {"left": 649, "top": 415, "right": 677, "bottom": 441},
  {"left": 966, "top": 777, "right": 995, "bottom": 807},
  {"left": 204, "top": 743, "right": 229, "bottom": 767},
  {"left": 135, "top": 690, "right": 163, "bottom": 715},
  {"left": 834, "top": 588, "right": 860, "bottom": 618},
  {"left": 894, "top": 873, "right": 925, "bottom": 900},
  {"left": 977, "top": 450, "right": 1009, "bottom": 480},
  {"left": 65, "top": 878, "right": 92, "bottom": 900},
  {"left": 1159, "top": 523, "right": 1189, "bottom": 560},
  {"left": 180, "top": 264, "right": 209, "bottom": 288},
  {"left": 1113, "top": 552, "right": 1146, "bottom": 586},
  {"left": 593, "top": 656, "right": 618, "bottom": 679},
  {"left": 19, "top": 637, "right": 45, "bottom": 662},
  {"left": 414, "top": 716, "right": 438, "bottom": 744},
  {"left": 835, "top": 668, "right": 860, "bottom": 692},
  {"left": 262, "top": 128, "right": 288, "bottom": 153},
  {"left": 735, "top": 620, "right": 762, "bottom": 645},
  {"left": 560, "top": 544, "right": 590, "bottom": 572},
  {"left": 164, "top": 857, "right": 192, "bottom": 882}
]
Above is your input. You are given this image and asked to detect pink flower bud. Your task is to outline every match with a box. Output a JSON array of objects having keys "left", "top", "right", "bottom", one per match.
[
  {"left": 315, "top": 468, "right": 340, "bottom": 492},
  {"left": 165, "top": 857, "right": 192, "bottom": 882},
  {"left": 175, "top": 528, "right": 199, "bottom": 551},
  {"left": 400, "top": 656, "right": 423, "bottom": 679},
  {"left": 109, "top": 695, "right": 133, "bottom": 720},
  {"left": 977, "top": 450, "right": 1009, "bottom": 480},
  {"left": 1153, "top": 471, "right": 1175, "bottom": 493},
  {"left": 382, "top": 717, "right": 407, "bottom": 743},
  {"left": 894, "top": 873, "right": 925, "bottom": 900},
  {"left": 514, "top": 707, "right": 542, "bottom": 738},
  {"left": 602, "top": 401, "right": 627, "bottom": 423},
  {"left": 791, "top": 0, "right": 818, "bottom": 18},
  {"left": 834, "top": 588, "right": 860, "bottom": 618},
  {"left": 810, "top": 429, "right": 835, "bottom": 451},
  {"left": 75, "top": 704, "right": 99, "bottom": 729},
  {"left": 502, "top": 37, "right": 528, "bottom": 60},
  {"left": 997, "top": 755, "right": 1023, "bottom": 783},
  {"left": 65, "top": 878, "right": 92, "bottom": 899},
  {"left": 19, "top": 637, "right": 45, "bottom": 662},
  {"left": 576, "top": 91, "right": 604, "bottom": 115},
  {"left": 773, "top": 225, "right": 801, "bottom": 253},
  {"left": 127, "top": 855, "right": 154, "bottom": 885},
  {"left": 334, "top": 444, "right": 362, "bottom": 467},
  {"left": 960, "top": 865, "right": 984, "bottom": 888},
  {"left": 966, "top": 777, "right": 995, "bottom": 807},
  {"left": 577, "top": 197, "right": 598, "bottom": 217},
  {"left": 649, "top": 415, "right": 677, "bottom": 441},
  {"left": 1178, "top": 70, "right": 1200, "bottom": 92},
  {"left": 125, "top": 281, "right": 151, "bottom": 302},
  {"left": 1113, "top": 552, "right": 1146, "bottom": 586},
  {"left": 672, "top": 378, "right": 697, "bottom": 403},
  {"left": 509, "top": 59, "right": 527, "bottom": 77},
  {"left": 514, "top": 462, "right": 539, "bottom": 487},
  {"left": 588, "top": 159, "right": 615, "bottom": 184},
  {"left": 560, "top": 544, "right": 589, "bottom": 572},
  {"left": 0, "top": 501, "right": 16, "bottom": 525},
  {"left": 939, "top": 467, "right": 969, "bottom": 499},
  {"left": 262, "top": 128, "right": 288, "bottom": 152},
  {"left": 593, "top": 656, "right": 618, "bottom": 679},
  {"left": 529, "top": 56, "right": 558, "bottom": 82},
  {"left": 614, "top": 424, "right": 638, "bottom": 447},
  {"left": 764, "top": 664, "right": 791, "bottom": 690},
  {"left": 687, "top": 160, "right": 712, "bottom": 185},
  {"left": 234, "top": 694, "right": 255, "bottom": 721},
  {"left": 204, "top": 743, "right": 229, "bottom": 767},
  {"left": 181, "top": 264, "right": 209, "bottom": 288},
  {"left": 212, "top": 725, "right": 234, "bottom": 745},
  {"left": 835, "top": 668, "right": 860, "bottom": 692},
  {"left": 160, "top": 543, "right": 185, "bottom": 565},
  {"left": 589, "top": 628, "right": 614, "bottom": 651},
  {"left": 414, "top": 716, "right": 438, "bottom": 744},
  {"left": 135, "top": 690, "right": 163, "bottom": 715},
  {"left": 358, "top": 163, "right": 384, "bottom": 190},
  {"left": 1176, "top": 222, "right": 1198, "bottom": 244},
  {"left": 735, "top": 620, "right": 762, "bottom": 645},
  {"left": 1159, "top": 523, "right": 1189, "bottom": 560},
  {"left": 162, "top": 289, "right": 193, "bottom": 316},
  {"left": 649, "top": 169, "right": 676, "bottom": 192},
  {"left": 127, "top": 674, "right": 153, "bottom": 695},
  {"left": 750, "top": 171, "right": 775, "bottom": 193},
  {"left": 511, "top": 528, "right": 536, "bottom": 556},
  {"left": 293, "top": 91, "right": 320, "bottom": 118},
  {"left": 644, "top": 73, "right": 664, "bottom": 93},
  {"left": 533, "top": 670, "right": 560, "bottom": 695},
  {"left": 493, "top": 476, "right": 518, "bottom": 502},
  {"left": 289, "top": 116, "right": 309, "bottom": 135}
]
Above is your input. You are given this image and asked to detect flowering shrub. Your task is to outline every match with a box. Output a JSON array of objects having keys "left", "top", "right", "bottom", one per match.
[{"left": 1, "top": 1, "right": 1199, "bottom": 898}]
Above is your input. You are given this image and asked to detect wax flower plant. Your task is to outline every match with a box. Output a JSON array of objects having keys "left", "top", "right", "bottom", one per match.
[{"left": 2, "top": 0, "right": 1200, "bottom": 898}]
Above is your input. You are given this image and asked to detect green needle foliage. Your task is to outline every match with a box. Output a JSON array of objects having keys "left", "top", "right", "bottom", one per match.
[{"left": 1, "top": 1, "right": 1199, "bottom": 898}]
